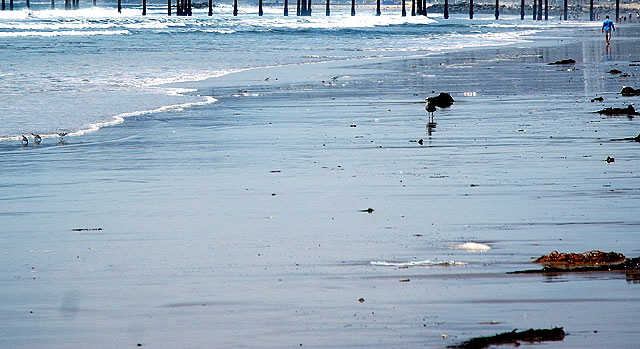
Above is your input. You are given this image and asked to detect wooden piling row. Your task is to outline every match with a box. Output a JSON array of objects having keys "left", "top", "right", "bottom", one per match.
[{"left": 0, "top": 0, "right": 605, "bottom": 24}]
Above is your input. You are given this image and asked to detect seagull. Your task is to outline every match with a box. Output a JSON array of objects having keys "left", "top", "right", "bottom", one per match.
[
  {"left": 58, "top": 132, "right": 68, "bottom": 140},
  {"left": 21, "top": 135, "right": 28, "bottom": 146},
  {"left": 31, "top": 133, "right": 42, "bottom": 143}
]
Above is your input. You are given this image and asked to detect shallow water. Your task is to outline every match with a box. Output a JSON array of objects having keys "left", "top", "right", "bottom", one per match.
[{"left": 0, "top": 5, "right": 586, "bottom": 141}]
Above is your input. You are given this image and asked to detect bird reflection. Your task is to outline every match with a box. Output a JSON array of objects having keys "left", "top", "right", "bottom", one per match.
[{"left": 426, "top": 121, "right": 436, "bottom": 136}]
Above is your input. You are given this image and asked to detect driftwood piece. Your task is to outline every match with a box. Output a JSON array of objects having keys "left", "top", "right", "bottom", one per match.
[{"left": 449, "top": 327, "right": 565, "bottom": 349}]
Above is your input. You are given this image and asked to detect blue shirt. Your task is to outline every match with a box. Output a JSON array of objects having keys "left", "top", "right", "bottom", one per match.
[{"left": 603, "top": 19, "right": 615, "bottom": 31}]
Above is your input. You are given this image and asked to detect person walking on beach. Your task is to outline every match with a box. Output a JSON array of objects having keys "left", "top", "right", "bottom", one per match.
[{"left": 602, "top": 16, "right": 615, "bottom": 44}]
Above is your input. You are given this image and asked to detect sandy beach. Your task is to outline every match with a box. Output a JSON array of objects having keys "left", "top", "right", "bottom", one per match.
[{"left": 1, "top": 21, "right": 640, "bottom": 348}]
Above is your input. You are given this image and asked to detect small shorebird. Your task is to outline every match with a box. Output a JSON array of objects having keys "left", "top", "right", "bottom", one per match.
[
  {"left": 31, "top": 133, "right": 42, "bottom": 143},
  {"left": 425, "top": 99, "right": 437, "bottom": 122},
  {"left": 21, "top": 135, "right": 28, "bottom": 146}
]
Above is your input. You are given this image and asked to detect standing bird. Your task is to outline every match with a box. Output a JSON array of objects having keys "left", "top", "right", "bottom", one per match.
[
  {"left": 425, "top": 92, "right": 455, "bottom": 122},
  {"left": 21, "top": 135, "right": 29, "bottom": 146},
  {"left": 425, "top": 99, "right": 437, "bottom": 122},
  {"left": 31, "top": 133, "right": 42, "bottom": 144}
]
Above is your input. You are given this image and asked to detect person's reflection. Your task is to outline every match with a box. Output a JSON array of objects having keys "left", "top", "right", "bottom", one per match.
[{"left": 604, "top": 42, "right": 612, "bottom": 61}]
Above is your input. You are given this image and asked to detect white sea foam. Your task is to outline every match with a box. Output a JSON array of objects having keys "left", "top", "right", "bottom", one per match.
[
  {"left": 74, "top": 95, "right": 218, "bottom": 137},
  {"left": 370, "top": 260, "right": 467, "bottom": 267},
  {"left": 451, "top": 242, "right": 492, "bottom": 252},
  {"left": 0, "top": 29, "right": 129, "bottom": 37}
]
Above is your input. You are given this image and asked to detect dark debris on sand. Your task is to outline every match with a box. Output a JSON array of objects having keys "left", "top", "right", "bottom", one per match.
[
  {"left": 449, "top": 327, "right": 565, "bottom": 349},
  {"left": 621, "top": 86, "right": 640, "bottom": 96},
  {"left": 597, "top": 105, "right": 638, "bottom": 116},
  {"left": 548, "top": 58, "right": 575, "bottom": 65},
  {"left": 512, "top": 257, "right": 640, "bottom": 275},
  {"left": 611, "top": 133, "right": 640, "bottom": 142},
  {"left": 426, "top": 92, "right": 455, "bottom": 109}
]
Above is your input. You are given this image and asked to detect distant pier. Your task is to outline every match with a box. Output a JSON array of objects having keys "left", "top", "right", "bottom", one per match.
[{"left": 0, "top": 0, "right": 616, "bottom": 22}]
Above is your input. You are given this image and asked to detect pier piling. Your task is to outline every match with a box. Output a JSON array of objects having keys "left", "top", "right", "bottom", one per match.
[
  {"left": 544, "top": 0, "right": 547, "bottom": 20},
  {"left": 168, "top": 0, "right": 171, "bottom": 15},
  {"left": 589, "top": 0, "right": 593, "bottom": 20},
  {"left": 259, "top": 0, "right": 263, "bottom": 16},
  {"left": 469, "top": 0, "right": 473, "bottom": 19},
  {"left": 615, "top": 0, "right": 619, "bottom": 22},
  {"left": 532, "top": 0, "right": 536, "bottom": 20},
  {"left": 325, "top": 0, "right": 329, "bottom": 16},
  {"left": 537, "top": 0, "right": 542, "bottom": 20},
  {"left": 9, "top": 0, "right": 12, "bottom": 11},
  {"left": 143, "top": 0, "right": 147, "bottom": 15},
  {"left": 495, "top": 0, "right": 498, "bottom": 19},
  {"left": 411, "top": 0, "right": 415, "bottom": 16},
  {"left": 376, "top": 0, "right": 380, "bottom": 16},
  {"left": 520, "top": 0, "right": 524, "bottom": 19},
  {"left": 350, "top": 0, "right": 355, "bottom": 16},
  {"left": 284, "top": 0, "right": 288, "bottom": 15},
  {"left": 208, "top": 0, "right": 212, "bottom": 15},
  {"left": 233, "top": 0, "right": 237, "bottom": 15},
  {"left": 401, "top": 0, "right": 406, "bottom": 17},
  {"left": 444, "top": 0, "right": 448, "bottom": 18},
  {"left": 563, "top": 0, "right": 567, "bottom": 19}
]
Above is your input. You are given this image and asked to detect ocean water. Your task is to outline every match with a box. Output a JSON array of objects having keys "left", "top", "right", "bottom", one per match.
[{"left": 0, "top": 3, "right": 590, "bottom": 142}]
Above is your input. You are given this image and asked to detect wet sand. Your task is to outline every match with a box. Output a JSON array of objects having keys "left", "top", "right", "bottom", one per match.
[{"left": 1, "top": 25, "right": 640, "bottom": 348}]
